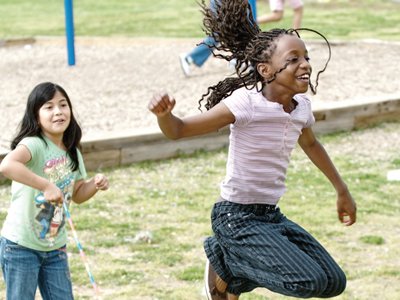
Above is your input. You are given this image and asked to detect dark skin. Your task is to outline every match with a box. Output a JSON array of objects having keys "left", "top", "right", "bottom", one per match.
[
  {"left": 148, "top": 35, "right": 356, "bottom": 226},
  {"left": 148, "top": 34, "right": 356, "bottom": 300}
]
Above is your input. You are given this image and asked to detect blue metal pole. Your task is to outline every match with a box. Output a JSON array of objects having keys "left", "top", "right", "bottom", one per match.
[
  {"left": 248, "top": 0, "right": 257, "bottom": 20},
  {"left": 64, "top": 0, "right": 75, "bottom": 66}
]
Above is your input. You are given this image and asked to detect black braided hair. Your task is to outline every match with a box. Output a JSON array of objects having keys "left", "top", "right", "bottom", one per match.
[{"left": 197, "top": 0, "right": 331, "bottom": 111}]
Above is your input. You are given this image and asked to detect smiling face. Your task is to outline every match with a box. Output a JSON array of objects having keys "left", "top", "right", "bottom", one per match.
[
  {"left": 38, "top": 90, "right": 71, "bottom": 145},
  {"left": 258, "top": 34, "right": 312, "bottom": 100}
]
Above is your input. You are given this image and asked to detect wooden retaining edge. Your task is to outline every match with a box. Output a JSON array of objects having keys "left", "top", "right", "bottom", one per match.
[
  {"left": 312, "top": 95, "right": 400, "bottom": 134},
  {"left": 1, "top": 95, "right": 399, "bottom": 183},
  {"left": 0, "top": 37, "right": 36, "bottom": 47},
  {"left": 80, "top": 126, "right": 231, "bottom": 171}
]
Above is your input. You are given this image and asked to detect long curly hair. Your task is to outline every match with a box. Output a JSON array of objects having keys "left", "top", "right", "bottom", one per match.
[{"left": 197, "top": 0, "right": 331, "bottom": 111}]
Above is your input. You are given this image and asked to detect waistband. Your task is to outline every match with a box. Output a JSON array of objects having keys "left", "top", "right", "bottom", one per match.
[{"left": 215, "top": 198, "right": 278, "bottom": 215}]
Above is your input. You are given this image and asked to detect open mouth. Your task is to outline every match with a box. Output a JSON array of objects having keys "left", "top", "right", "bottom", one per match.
[{"left": 297, "top": 74, "right": 310, "bottom": 82}]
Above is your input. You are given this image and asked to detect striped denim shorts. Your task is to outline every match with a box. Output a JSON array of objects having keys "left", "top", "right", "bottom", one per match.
[{"left": 204, "top": 200, "right": 346, "bottom": 297}]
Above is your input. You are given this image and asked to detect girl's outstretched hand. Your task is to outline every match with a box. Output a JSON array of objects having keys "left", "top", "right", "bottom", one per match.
[
  {"left": 148, "top": 93, "right": 176, "bottom": 117},
  {"left": 94, "top": 173, "right": 109, "bottom": 191},
  {"left": 337, "top": 190, "right": 357, "bottom": 226}
]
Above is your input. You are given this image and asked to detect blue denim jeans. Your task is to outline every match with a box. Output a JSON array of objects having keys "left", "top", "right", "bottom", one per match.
[
  {"left": 188, "top": 36, "right": 218, "bottom": 67},
  {"left": 187, "top": 0, "right": 218, "bottom": 67},
  {"left": 0, "top": 237, "right": 74, "bottom": 300},
  {"left": 188, "top": 0, "right": 257, "bottom": 67}
]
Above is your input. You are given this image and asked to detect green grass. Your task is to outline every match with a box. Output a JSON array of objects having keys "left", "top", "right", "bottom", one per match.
[
  {"left": 0, "top": 0, "right": 399, "bottom": 40},
  {"left": 0, "top": 121, "right": 400, "bottom": 299},
  {"left": 0, "top": 1, "right": 400, "bottom": 298},
  {"left": 359, "top": 235, "right": 385, "bottom": 245}
]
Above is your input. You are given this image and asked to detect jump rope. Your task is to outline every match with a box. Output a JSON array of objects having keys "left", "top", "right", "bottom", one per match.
[
  {"left": 35, "top": 193, "right": 101, "bottom": 298},
  {"left": 63, "top": 201, "right": 101, "bottom": 298}
]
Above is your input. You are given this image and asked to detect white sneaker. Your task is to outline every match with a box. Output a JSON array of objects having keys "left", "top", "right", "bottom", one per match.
[
  {"left": 228, "top": 58, "right": 237, "bottom": 72},
  {"left": 228, "top": 58, "right": 253, "bottom": 74},
  {"left": 179, "top": 53, "right": 191, "bottom": 77}
]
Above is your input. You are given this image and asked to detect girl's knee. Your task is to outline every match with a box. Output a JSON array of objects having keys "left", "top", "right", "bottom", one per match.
[
  {"left": 305, "top": 272, "right": 329, "bottom": 297},
  {"left": 301, "top": 267, "right": 346, "bottom": 298},
  {"left": 283, "top": 271, "right": 328, "bottom": 298},
  {"left": 321, "top": 269, "right": 347, "bottom": 297}
]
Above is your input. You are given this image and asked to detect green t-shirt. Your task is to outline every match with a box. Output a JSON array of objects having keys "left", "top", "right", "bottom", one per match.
[{"left": 1, "top": 136, "right": 87, "bottom": 251}]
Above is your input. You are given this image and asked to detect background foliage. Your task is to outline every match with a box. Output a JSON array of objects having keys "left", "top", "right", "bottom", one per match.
[{"left": 0, "top": 0, "right": 399, "bottom": 40}]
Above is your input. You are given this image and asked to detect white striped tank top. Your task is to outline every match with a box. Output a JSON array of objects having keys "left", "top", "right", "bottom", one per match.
[{"left": 220, "top": 87, "right": 315, "bottom": 205}]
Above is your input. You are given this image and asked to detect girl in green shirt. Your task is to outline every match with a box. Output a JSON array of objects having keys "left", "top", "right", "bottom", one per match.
[{"left": 0, "top": 82, "right": 109, "bottom": 300}]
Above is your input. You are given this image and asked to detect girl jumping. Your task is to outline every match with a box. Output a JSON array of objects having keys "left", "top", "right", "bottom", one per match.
[{"left": 148, "top": 1, "right": 357, "bottom": 299}]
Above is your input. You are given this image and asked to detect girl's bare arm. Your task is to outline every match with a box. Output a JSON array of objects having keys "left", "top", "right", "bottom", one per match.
[
  {"left": 148, "top": 93, "right": 235, "bottom": 139},
  {"left": 298, "top": 127, "right": 357, "bottom": 226},
  {"left": 0, "top": 145, "right": 63, "bottom": 203},
  {"left": 72, "top": 174, "right": 109, "bottom": 204}
]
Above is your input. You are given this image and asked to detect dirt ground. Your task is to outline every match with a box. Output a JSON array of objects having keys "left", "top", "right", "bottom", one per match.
[
  {"left": 1, "top": 37, "right": 399, "bottom": 152},
  {"left": 1, "top": 37, "right": 400, "bottom": 300}
]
